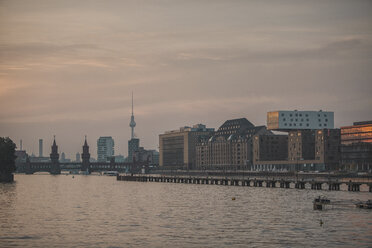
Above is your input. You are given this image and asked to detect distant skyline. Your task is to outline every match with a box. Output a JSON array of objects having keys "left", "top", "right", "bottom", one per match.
[{"left": 1, "top": 0, "right": 372, "bottom": 158}]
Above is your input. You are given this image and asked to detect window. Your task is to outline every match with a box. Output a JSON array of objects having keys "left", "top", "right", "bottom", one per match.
[
  {"left": 306, "top": 118, "right": 309, "bottom": 121},
  {"left": 289, "top": 124, "right": 292, "bottom": 126},
  {"left": 283, "top": 118, "right": 286, "bottom": 121},
  {"left": 281, "top": 113, "right": 284, "bottom": 116},
  {"left": 318, "top": 114, "right": 320, "bottom": 117},
  {"left": 290, "top": 114, "right": 293, "bottom": 117},
  {"left": 299, "top": 114, "right": 302, "bottom": 117},
  {"left": 324, "top": 124, "right": 327, "bottom": 126},
  {"left": 306, "top": 114, "right": 308, "bottom": 117},
  {"left": 284, "top": 123, "right": 287, "bottom": 126},
  {"left": 300, "top": 123, "right": 302, "bottom": 126},
  {"left": 307, "top": 124, "right": 309, "bottom": 126},
  {"left": 301, "top": 118, "right": 303, "bottom": 121},
  {"left": 318, "top": 119, "right": 321, "bottom": 122},
  {"left": 319, "top": 124, "right": 322, "bottom": 127},
  {"left": 325, "top": 119, "right": 328, "bottom": 122},
  {"left": 290, "top": 119, "right": 293, "bottom": 122},
  {"left": 294, "top": 123, "right": 296, "bottom": 126}
]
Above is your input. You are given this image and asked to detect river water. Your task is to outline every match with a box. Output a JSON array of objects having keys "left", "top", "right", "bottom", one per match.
[{"left": 0, "top": 174, "right": 371, "bottom": 248}]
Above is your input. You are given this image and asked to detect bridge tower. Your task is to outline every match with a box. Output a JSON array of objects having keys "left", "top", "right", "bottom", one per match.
[
  {"left": 81, "top": 136, "right": 91, "bottom": 173},
  {"left": 50, "top": 136, "right": 61, "bottom": 174}
]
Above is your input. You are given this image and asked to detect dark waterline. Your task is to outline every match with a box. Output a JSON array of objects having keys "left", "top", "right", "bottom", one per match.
[{"left": 0, "top": 174, "right": 371, "bottom": 248}]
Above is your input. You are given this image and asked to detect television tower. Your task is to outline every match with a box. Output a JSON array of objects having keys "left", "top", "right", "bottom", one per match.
[{"left": 129, "top": 92, "right": 136, "bottom": 139}]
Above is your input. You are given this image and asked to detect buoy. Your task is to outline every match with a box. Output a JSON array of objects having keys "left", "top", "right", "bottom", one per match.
[
  {"left": 232, "top": 197, "right": 236, "bottom": 201},
  {"left": 72, "top": 176, "right": 74, "bottom": 179}
]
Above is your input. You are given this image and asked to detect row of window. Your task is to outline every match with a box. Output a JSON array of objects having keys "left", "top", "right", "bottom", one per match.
[
  {"left": 281, "top": 113, "right": 328, "bottom": 118},
  {"left": 284, "top": 123, "right": 328, "bottom": 127},
  {"left": 282, "top": 118, "right": 328, "bottom": 122}
]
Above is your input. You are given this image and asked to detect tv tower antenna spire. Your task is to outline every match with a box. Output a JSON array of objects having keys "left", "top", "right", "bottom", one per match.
[{"left": 129, "top": 92, "right": 136, "bottom": 139}]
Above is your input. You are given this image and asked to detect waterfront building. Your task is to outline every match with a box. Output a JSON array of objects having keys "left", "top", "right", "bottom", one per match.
[
  {"left": 128, "top": 138, "right": 139, "bottom": 162},
  {"left": 340, "top": 121, "right": 372, "bottom": 171},
  {"left": 253, "top": 129, "right": 341, "bottom": 171},
  {"left": 267, "top": 110, "right": 334, "bottom": 131},
  {"left": 159, "top": 124, "right": 214, "bottom": 169},
  {"left": 195, "top": 118, "right": 270, "bottom": 170},
  {"left": 133, "top": 148, "right": 159, "bottom": 166},
  {"left": 97, "top": 136, "right": 115, "bottom": 162},
  {"left": 150, "top": 150, "right": 159, "bottom": 166},
  {"left": 253, "top": 134, "right": 288, "bottom": 162},
  {"left": 340, "top": 121, "right": 372, "bottom": 145},
  {"left": 288, "top": 130, "right": 315, "bottom": 161}
]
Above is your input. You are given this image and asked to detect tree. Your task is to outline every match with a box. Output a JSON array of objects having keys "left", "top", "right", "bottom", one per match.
[{"left": 0, "top": 137, "right": 17, "bottom": 174}]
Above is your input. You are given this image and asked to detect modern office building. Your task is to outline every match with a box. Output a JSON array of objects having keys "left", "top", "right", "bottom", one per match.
[
  {"left": 267, "top": 110, "right": 334, "bottom": 131},
  {"left": 39, "top": 139, "right": 43, "bottom": 157},
  {"left": 340, "top": 121, "right": 372, "bottom": 171},
  {"left": 195, "top": 118, "right": 270, "bottom": 169},
  {"left": 340, "top": 121, "right": 372, "bottom": 145},
  {"left": 159, "top": 124, "right": 214, "bottom": 169},
  {"left": 97, "top": 136, "right": 115, "bottom": 162},
  {"left": 253, "top": 129, "right": 341, "bottom": 171}
]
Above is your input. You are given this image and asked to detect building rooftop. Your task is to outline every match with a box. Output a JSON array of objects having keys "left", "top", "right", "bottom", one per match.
[
  {"left": 164, "top": 124, "right": 214, "bottom": 134},
  {"left": 353, "top": 120, "right": 372, "bottom": 126}
]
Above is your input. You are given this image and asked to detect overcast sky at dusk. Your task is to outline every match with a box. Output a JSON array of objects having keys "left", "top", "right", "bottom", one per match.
[{"left": 1, "top": 0, "right": 371, "bottom": 159}]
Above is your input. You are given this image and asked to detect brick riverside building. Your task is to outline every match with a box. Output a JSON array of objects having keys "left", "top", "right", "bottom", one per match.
[{"left": 195, "top": 118, "right": 270, "bottom": 170}]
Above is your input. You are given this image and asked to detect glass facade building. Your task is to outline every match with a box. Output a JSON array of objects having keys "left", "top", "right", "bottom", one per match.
[{"left": 341, "top": 121, "right": 372, "bottom": 145}]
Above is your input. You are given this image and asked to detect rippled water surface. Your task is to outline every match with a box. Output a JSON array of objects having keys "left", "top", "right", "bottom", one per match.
[{"left": 1, "top": 174, "right": 371, "bottom": 247}]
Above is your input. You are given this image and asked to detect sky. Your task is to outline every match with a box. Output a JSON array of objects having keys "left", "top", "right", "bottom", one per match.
[{"left": 0, "top": 0, "right": 371, "bottom": 159}]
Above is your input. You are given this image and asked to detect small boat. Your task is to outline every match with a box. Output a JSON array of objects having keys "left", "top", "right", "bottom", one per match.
[
  {"left": 355, "top": 200, "right": 372, "bottom": 209},
  {"left": 313, "top": 196, "right": 330, "bottom": 210},
  {"left": 102, "top": 171, "right": 118, "bottom": 176}
]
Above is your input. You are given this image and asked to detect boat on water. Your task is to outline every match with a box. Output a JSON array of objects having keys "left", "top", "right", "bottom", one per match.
[
  {"left": 355, "top": 200, "right": 372, "bottom": 209},
  {"left": 313, "top": 196, "right": 331, "bottom": 210},
  {"left": 102, "top": 171, "right": 118, "bottom": 176}
]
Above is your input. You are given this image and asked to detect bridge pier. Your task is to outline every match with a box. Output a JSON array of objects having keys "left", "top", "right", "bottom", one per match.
[
  {"left": 348, "top": 183, "right": 361, "bottom": 192},
  {"left": 311, "top": 183, "right": 322, "bottom": 190},
  {"left": 253, "top": 180, "right": 263, "bottom": 187},
  {"left": 242, "top": 180, "right": 250, "bottom": 186},
  {"left": 295, "top": 182, "right": 305, "bottom": 189},
  {"left": 266, "top": 181, "right": 276, "bottom": 188},
  {"left": 329, "top": 183, "right": 340, "bottom": 191}
]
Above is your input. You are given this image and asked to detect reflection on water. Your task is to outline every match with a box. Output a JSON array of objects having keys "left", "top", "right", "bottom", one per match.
[{"left": 0, "top": 174, "right": 371, "bottom": 248}]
